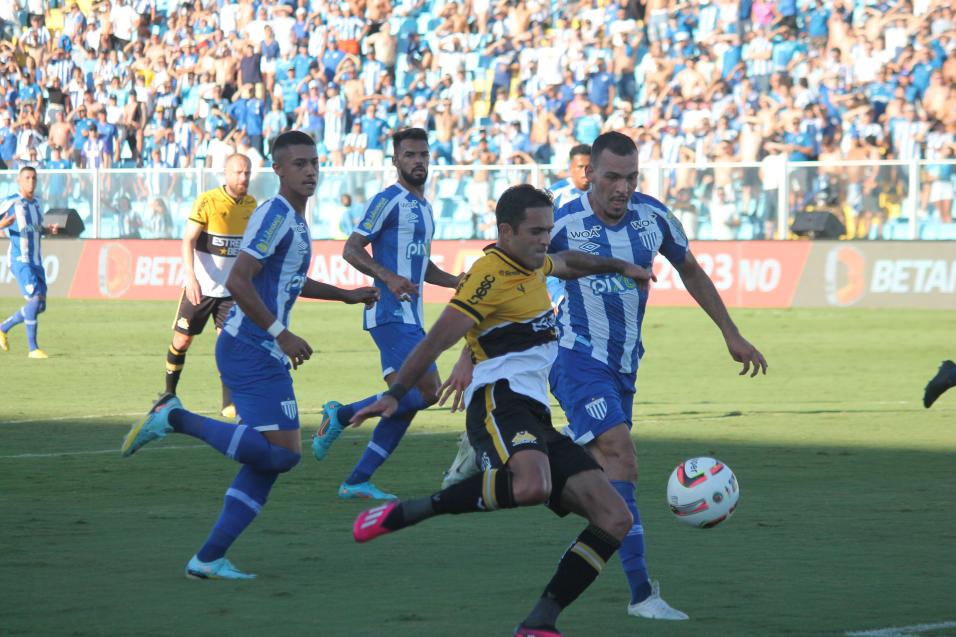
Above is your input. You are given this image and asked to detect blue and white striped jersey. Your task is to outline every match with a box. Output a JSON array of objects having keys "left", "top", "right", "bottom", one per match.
[
  {"left": 548, "top": 178, "right": 588, "bottom": 210},
  {"left": 545, "top": 179, "right": 587, "bottom": 309},
  {"left": 1, "top": 193, "right": 44, "bottom": 267},
  {"left": 223, "top": 195, "right": 312, "bottom": 362},
  {"left": 549, "top": 192, "right": 689, "bottom": 374},
  {"left": 355, "top": 183, "right": 435, "bottom": 330}
]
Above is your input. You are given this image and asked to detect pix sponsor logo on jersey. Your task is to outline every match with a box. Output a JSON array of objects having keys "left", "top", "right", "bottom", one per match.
[
  {"left": 404, "top": 240, "right": 429, "bottom": 260},
  {"left": 588, "top": 273, "right": 639, "bottom": 295}
]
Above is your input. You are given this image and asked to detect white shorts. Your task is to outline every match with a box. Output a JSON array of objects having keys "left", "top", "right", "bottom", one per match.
[{"left": 929, "top": 180, "right": 953, "bottom": 204}]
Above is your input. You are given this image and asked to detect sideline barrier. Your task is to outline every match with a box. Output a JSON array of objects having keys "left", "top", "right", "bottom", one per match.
[{"left": 2, "top": 240, "right": 954, "bottom": 310}]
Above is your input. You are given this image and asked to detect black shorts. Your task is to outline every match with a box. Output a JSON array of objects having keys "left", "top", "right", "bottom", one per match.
[
  {"left": 466, "top": 379, "right": 602, "bottom": 516},
  {"left": 172, "top": 291, "right": 234, "bottom": 336}
]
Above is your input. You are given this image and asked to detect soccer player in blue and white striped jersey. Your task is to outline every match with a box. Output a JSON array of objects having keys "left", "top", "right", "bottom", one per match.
[
  {"left": 0, "top": 167, "right": 49, "bottom": 358},
  {"left": 121, "top": 131, "right": 378, "bottom": 579},
  {"left": 546, "top": 144, "right": 591, "bottom": 310},
  {"left": 549, "top": 132, "right": 767, "bottom": 621},
  {"left": 311, "top": 127, "right": 461, "bottom": 500}
]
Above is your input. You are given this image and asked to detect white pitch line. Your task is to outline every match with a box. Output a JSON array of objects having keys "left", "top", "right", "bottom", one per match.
[
  {"left": 846, "top": 621, "right": 956, "bottom": 636},
  {"left": 0, "top": 429, "right": 454, "bottom": 460},
  {"left": 1, "top": 400, "right": 915, "bottom": 426}
]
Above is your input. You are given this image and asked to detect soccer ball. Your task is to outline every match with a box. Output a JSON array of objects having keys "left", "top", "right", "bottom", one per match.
[{"left": 666, "top": 457, "right": 740, "bottom": 529}]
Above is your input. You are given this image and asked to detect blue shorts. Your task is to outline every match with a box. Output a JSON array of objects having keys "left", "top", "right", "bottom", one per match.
[
  {"left": 369, "top": 322, "right": 438, "bottom": 378},
  {"left": 13, "top": 263, "right": 47, "bottom": 298},
  {"left": 549, "top": 347, "right": 637, "bottom": 445},
  {"left": 216, "top": 334, "right": 300, "bottom": 431}
]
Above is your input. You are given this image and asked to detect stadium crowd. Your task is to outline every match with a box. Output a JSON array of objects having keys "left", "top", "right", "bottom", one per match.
[{"left": 0, "top": 0, "right": 955, "bottom": 239}]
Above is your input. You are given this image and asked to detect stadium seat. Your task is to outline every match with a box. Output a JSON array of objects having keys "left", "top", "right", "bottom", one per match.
[
  {"left": 938, "top": 223, "right": 956, "bottom": 239},
  {"left": 919, "top": 218, "right": 941, "bottom": 240}
]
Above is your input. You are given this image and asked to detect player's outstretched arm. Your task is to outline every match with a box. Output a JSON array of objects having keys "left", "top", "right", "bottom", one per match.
[
  {"left": 301, "top": 278, "right": 379, "bottom": 308},
  {"left": 351, "top": 307, "right": 474, "bottom": 426},
  {"left": 550, "top": 250, "right": 656, "bottom": 290},
  {"left": 227, "top": 252, "right": 314, "bottom": 369},
  {"left": 424, "top": 260, "right": 462, "bottom": 289},
  {"left": 675, "top": 251, "right": 768, "bottom": 377},
  {"left": 343, "top": 231, "right": 419, "bottom": 299}
]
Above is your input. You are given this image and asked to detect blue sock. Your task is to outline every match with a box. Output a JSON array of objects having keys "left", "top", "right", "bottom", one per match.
[
  {"left": 612, "top": 480, "right": 651, "bottom": 604},
  {"left": 949, "top": 365, "right": 956, "bottom": 384},
  {"left": 168, "top": 410, "right": 300, "bottom": 473},
  {"left": 1, "top": 309, "right": 24, "bottom": 333},
  {"left": 22, "top": 297, "right": 40, "bottom": 350},
  {"left": 337, "top": 388, "right": 429, "bottom": 424},
  {"left": 196, "top": 465, "right": 278, "bottom": 562},
  {"left": 345, "top": 412, "right": 414, "bottom": 485}
]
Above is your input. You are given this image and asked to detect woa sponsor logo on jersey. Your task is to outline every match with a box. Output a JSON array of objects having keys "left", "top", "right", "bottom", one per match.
[
  {"left": 588, "top": 273, "right": 639, "bottom": 295},
  {"left": 568, "top": 225, "right": 603, "bottom": 240}
]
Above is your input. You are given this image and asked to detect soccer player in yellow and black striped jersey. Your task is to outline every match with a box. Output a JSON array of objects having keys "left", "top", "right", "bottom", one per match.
[
  {"left": 348, "top": 185, "right": 656, "bottom": 637},
  {"left": 165, "top": 154, "right": 256, "bottom": 417}
]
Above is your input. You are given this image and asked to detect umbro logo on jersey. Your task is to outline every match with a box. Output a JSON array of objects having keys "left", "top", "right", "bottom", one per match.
[
  {"left": 585, "top": 397, "right": 608, "bottom": 421},
  {"left": 578, "top": 242, "right": 601, "bottom": 253},
  {"left": 280, "top": 400, "right": 298, "bottom": 420}
]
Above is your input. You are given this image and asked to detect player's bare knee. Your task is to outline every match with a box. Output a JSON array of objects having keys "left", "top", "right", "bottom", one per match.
[
  {"left": 592, "top": 499, "right": 633, "bottom": 540},
  {"left": 511, "top": 475, "right": 551, "bottom": 505},
  {"left": 172, "top": 333, "right": 192, "bottom": 350}
]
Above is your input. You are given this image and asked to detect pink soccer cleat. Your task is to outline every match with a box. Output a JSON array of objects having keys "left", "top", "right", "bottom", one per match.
[
  {"left": 353, "top": 501, "right": 400, "bottom": 543},
  {"left": 514, "top": 625, "right": 563, "bottom": 637}
]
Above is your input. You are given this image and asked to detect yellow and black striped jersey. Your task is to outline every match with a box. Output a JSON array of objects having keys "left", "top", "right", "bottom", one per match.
[
  {"left": 448, "top": 245, "right": 558, "bottom": 408},
  {"left": 189, "top": 186, "right": 257, "bottom": 298}
]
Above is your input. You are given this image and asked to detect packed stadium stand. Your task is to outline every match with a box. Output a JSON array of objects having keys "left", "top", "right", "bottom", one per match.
[{"left": 0, "top": 0, "right": 954, "bottom": 240}]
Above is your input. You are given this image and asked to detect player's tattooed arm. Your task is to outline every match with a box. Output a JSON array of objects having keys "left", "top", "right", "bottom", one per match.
[
  {"left": 550, "top": 250, "right": 656, "bottom": 290},
  {"left": 424, "top": 260, "right": 462, "bottom": 289},
  {"left": 301, "top": 278, "right": 379, "bottom": 308},
  {"left": 343, "top": 231, "right": 419, "bottom": 300}
]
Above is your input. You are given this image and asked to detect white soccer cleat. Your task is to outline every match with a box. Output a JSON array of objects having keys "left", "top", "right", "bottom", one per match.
[
  {"left": 441, "top": 431, "right": 480, "bottom": 489},
  {"left": 627, "top": 581, "right": 689, "bottom": 620}
]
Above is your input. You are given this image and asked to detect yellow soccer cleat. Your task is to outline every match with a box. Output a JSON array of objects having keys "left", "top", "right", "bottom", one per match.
[
  {"left": 220, "top": 404, "right": 237, "bottom": 420},
  {"left": 27, "top": 349, "right": 48, "bottom": 359},
  {"left": 0, "top": 331, "right": 8, "bottom": 352}
]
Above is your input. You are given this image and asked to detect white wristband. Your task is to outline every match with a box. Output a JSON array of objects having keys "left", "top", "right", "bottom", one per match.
[{"left": 267, "top": 320, "right": 285, "bottom": 338}]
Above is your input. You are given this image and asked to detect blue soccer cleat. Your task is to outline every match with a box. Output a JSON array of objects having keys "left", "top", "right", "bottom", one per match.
[
  {"left": 121, "top": 392, "right": 182, "bottom": 457},
  {"left": 312, "top": 400, "right": 344, "bottom": 460},
  {"left": 185, "top": 555, "right": 256, "bottom": 580},
  {"left": 338, "top": 481, "right": 398, "bottom": 501}
]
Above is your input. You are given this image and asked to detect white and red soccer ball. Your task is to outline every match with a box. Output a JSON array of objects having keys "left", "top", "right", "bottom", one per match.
[{"left": 666, "top": 457, "right": 740, "bottom": 529}]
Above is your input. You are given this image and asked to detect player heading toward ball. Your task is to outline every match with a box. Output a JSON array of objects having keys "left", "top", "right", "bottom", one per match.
[
  {"left": 350, "top": 184, "right": 656, "bottom": 637},
  {"left": 121, "top": 130, "right": 378, "bottom": 580}
]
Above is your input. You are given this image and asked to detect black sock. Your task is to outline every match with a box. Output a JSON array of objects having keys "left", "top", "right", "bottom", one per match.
[
  {"left": 382, "top": 469, "right": 516, "bottom": 531},
  {"left": 524, "top": 525, "right": 621, "bottom": 627},
  {"left": 165, "top": 344, "right": 186, "bottom": 395},
  {"left": 432, "top": 468, "right": 516, "bottom": 514}
]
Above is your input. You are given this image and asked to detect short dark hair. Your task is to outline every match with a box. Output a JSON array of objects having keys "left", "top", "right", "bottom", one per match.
[
  {"left": 392, "top": 127, "right": 428, "bottom": 154},
  {"left": 495, "top": 184, "right": 553, "bottom": 230},
  {"left": 19, "top": 166, "right": 37, "bottom": 176},
  {"left": 591, "top": 132, "right": 636, "bottom": 166},
  {"left": 569, "top": 144, "right": 591, "bottom": 159},
  {"left": 271, "top": 130, "right": 315, "bottom": 157}
]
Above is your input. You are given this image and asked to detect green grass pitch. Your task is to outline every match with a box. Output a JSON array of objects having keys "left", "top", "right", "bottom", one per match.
[{"left": 1, "top": 300, "right": 954, "bottom": 637}]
